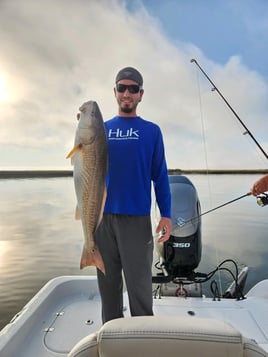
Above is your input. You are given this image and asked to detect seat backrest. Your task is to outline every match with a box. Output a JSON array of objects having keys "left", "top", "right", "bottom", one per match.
[
  {"left": 243, "top": 337, "right": 268, "bottom": 357},
  {"left": 68, "top": 316, "right": 268, "bottom": 357}
]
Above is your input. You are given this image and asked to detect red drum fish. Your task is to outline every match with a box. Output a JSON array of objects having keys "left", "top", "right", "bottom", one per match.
[{"left": 67, "top": 101, "right": 107, "bottom": 274}]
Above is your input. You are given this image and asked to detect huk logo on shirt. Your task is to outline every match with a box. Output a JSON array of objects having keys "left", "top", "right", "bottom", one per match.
[{"left": 107, "top": 128, "right": 139, "bottom": 140}]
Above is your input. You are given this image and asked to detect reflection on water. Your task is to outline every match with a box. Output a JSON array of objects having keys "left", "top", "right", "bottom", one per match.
[
  {"left": 0, "top": 177, "right": 95, "bottom": 330},
  {"left": 0, "top": 174, "right": 267, "bottom": 330}
]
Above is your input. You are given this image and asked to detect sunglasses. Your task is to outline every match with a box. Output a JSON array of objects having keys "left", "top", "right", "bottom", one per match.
[{"left": 116, "top": 83, "right": 141, "bottom": 94}]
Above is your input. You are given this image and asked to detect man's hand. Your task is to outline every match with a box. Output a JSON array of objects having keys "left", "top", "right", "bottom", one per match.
[
  {"left": 156, "top": 217, "right": 172, "bottom": 243},
  {"left": 77, "top": 101, "right": 90, "bottom": 120}
]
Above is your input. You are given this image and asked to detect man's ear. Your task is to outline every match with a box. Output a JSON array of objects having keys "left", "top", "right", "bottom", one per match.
[{"left": 139, "top": 89, "right": 144, "bottom": 101}]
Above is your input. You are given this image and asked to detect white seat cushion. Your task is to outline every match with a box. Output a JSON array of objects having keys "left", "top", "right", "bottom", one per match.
[{"left": 68, "top": 316, "right": 268, "bottom": 357}]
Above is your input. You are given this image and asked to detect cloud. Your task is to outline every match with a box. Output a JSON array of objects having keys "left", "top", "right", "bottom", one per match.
[{"left": 0, "top": 0, "right": 267, "bottom": 169}]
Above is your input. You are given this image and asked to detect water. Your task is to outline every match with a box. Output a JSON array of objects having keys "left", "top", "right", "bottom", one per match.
[{"left": 0, "top": 174, "right": 267, "bottom": 330}]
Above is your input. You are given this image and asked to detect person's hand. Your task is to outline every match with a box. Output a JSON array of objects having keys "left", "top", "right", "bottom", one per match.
[
  {"left": 77, "top": 101, "right": 90, "bottom": 120},
  {"left": 251, "top": 174, "right": 268, "bottom": 196},
  {"left": 156, "top": 217, "right": 172, "bottom": 243},
  {"left": 79, "top": 101, "right": 91, "bottom": 113}
]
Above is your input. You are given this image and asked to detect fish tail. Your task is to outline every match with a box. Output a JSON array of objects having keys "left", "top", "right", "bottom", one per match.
[{"left": 80, "top": 245, "right": 105, "bottom": 274}]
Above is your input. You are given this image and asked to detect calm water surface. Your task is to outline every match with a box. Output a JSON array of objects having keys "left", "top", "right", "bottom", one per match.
[{"left": 0, "top": 174, "right": 267, "bottom": 330}]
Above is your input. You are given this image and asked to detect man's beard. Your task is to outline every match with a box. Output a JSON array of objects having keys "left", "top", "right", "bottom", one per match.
[
  {"left": 120, "top": 102, "right": 137, "bottom": 114},
  {"left": 121, "top": 106, "right": 133, "bottom": 114}
]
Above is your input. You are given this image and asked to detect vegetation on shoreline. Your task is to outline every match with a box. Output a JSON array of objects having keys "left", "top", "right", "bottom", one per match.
[{"left": 1, "top": 169, "right": 268, "bottom": 179}]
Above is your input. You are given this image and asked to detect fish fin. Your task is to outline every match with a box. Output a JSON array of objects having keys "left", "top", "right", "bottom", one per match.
[
  {"left": 80, "top": 245, "right": 105, "bottom": 274},
  {"left": 66, "top": 144, "right": 82, "bottom": 159},
  {"left": 75, "top": 205, "right": 80, "bottom": 220}
]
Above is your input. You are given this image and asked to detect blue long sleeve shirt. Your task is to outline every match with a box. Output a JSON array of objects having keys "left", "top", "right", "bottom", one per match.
[{"left": 104, "top": 116, "right": 171, "bottom": 218}]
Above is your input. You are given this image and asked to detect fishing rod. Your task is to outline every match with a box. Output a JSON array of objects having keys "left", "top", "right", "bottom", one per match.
[
  {"left": 177, "top": 188, "right": 268, "bottom": 228},
  {"left": 180, "top": 191, "right": 252, "bottom": 227},
  {"left": 190, "top": 59, "right": 268, "bottom": 160},
  {"left": 198, "top": 192, "right": 252, "bottom": 218}
]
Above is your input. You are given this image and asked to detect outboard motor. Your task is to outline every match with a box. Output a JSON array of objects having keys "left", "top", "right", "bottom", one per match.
[{"left": 163, "top": 175, "right": 202, "bottom": 281}]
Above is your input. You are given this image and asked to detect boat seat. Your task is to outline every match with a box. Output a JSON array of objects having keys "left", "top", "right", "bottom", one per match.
[{"left": 68, "top": 316, "right": 268, "bottom": 357}]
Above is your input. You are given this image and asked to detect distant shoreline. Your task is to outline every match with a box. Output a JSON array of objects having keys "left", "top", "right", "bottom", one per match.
[{"left": 1, "top": 169, "right": 268, "bottom": 179}]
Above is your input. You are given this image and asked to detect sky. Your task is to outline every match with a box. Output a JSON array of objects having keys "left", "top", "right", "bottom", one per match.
[{"left": 1, "top": 0, "right": 268, "bottom": 170}]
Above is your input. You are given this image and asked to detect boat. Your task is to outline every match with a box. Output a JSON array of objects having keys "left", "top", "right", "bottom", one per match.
[{"left": 0, "top": 176, "right": 268, "bottom": 356}]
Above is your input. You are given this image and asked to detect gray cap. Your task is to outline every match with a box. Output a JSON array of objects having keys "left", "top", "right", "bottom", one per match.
[{"left": 115, "top": 67, "right": 143, "bottom": 86}]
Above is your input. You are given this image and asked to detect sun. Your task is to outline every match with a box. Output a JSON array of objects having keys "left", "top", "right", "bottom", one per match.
[{"left": 0, "top": 74, "right": 9, "bottom": 101}]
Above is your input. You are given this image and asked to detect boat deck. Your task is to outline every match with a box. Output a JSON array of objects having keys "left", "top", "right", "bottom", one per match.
[{"left": 0, "top": 276, "right": 268, "bottom": 356}]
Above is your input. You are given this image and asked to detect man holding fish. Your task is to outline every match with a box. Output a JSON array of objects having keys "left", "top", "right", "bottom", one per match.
[{"left": 73, "top": 67, "right": 171, "bottom": 324}]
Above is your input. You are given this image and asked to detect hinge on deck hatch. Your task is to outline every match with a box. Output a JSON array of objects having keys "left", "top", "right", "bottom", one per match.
[
  {"left": 43, "top": 327, "right": 54, "bottom": 332},
  {"left": 43, "top": 311, "right": 65, "bottom": 332}
]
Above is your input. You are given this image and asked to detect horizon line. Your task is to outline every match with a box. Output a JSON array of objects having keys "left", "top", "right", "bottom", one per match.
[{"left": 0, "top": 168, "right": 268, "bottom": 179}]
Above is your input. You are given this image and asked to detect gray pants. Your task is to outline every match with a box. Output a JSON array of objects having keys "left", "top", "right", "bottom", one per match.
[{"left": 95, "top": 214, "right": 154, "bottom": 323}]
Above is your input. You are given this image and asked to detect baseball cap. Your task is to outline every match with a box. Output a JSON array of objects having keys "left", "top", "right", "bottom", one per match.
[{"left": 115, "top": 67, "right": 143, "bottom": 87}]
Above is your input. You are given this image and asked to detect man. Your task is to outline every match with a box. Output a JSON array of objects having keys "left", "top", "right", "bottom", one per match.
[{"left": 87, "top": 67, "right": 172, "bottom": 323}]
